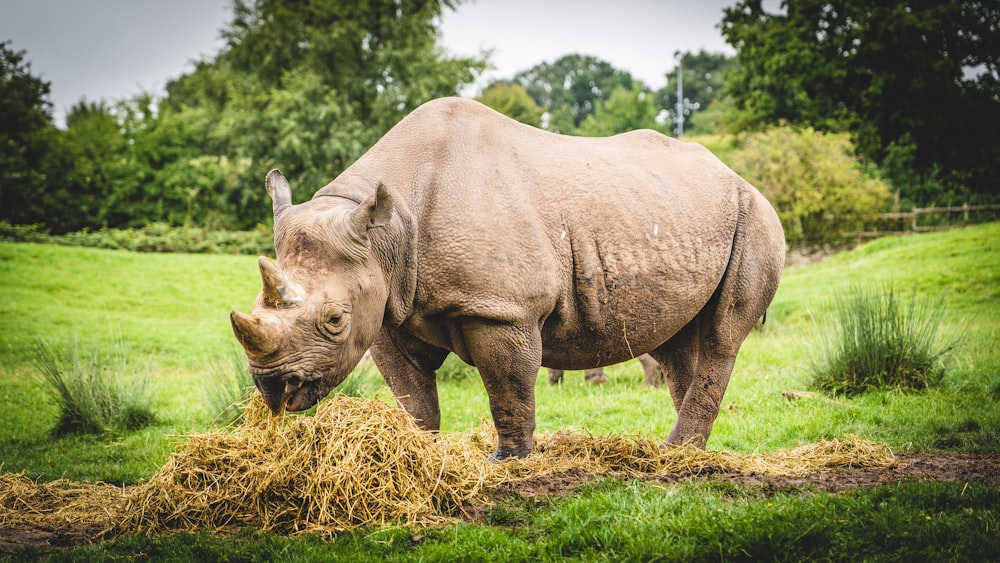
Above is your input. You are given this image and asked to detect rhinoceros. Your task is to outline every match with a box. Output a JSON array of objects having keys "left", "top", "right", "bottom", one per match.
[{"left": 230, "top": 97, "right": 784, "bottom": 460}]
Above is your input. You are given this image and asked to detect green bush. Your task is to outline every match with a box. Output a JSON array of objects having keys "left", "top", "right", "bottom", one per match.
[
  {"left": 53, "top": 223, "right": 275, "bottom": 255},
  {"left": 31, "top": 338, "right": 158, "bottom": 437},
  {"left": 728, "top": 126, "right": 891, "bottom": 246},
  {"left": 809, "top": 284, "right": 954, "bottom": 396},
  {"left": 0, "top": 221, "right": 49, "bottom": 243},
  {"left": 0, "top": 220, "right": 274, "bottom": 255}
]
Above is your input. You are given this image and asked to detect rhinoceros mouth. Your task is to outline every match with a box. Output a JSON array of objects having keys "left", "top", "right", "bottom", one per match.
[{"left": 285, "top": 389, "right": 319, "bottom": 412}]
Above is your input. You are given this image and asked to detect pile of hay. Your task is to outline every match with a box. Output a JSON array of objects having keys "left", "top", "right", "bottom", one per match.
[
  {"left": 2, "top": 394, "right": 898, "bottom": 538},
  {"left": 0, "top": 472, "right": 122, "bottom": 531},
  {"left": 121, "top": 395, "right": 479, "bottom": 535}
]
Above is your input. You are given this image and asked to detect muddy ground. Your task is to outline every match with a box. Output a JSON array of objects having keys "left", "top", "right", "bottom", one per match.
[{"left": 2, "top": 452, "right": 997, "bottom": 556}]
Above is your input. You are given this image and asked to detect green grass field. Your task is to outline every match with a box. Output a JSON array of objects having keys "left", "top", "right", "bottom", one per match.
[{"left": 1, "top": 223, "right": 997, "bottom": 560}]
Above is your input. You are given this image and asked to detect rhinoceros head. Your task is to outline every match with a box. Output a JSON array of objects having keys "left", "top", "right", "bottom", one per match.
[{"left": 230, "top": 170, "right": 392, "bottom": 414}]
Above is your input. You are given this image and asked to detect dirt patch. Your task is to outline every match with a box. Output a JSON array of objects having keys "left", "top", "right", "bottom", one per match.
[
  {"left": 0, "top": 523, "right": 104, "bottom": 557},
  {"left": 785, "top": 244, "right": 853, "bottom": 268},
  {"left": 2, "top": 452, "right": 996, "bottom": 556},
  {"left": 491, "top": 452, "right": 1000, "bottom": 500}
]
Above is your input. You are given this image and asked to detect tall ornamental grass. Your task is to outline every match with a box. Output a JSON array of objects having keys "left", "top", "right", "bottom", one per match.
[
  {"left": 31, "top": 338, "right": 157, "bottom": 436},
  {"left": 207, "top": 346, "right": 256, "bottom": 425},
  {"left": 810, "top": 284, "right": 954, "bottom": 396}
]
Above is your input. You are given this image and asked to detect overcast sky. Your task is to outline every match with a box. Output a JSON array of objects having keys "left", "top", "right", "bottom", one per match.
[{"left": 1, "top": 0, "right": 770, "bottom": 127}]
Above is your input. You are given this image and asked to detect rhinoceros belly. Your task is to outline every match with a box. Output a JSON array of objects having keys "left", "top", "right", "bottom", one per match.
[{"left": 539, "top": 206, "right": 735, "bottom": 370}]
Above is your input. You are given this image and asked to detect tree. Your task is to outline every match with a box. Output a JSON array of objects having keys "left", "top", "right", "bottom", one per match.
[
  {"left": 0, "top": 41, "right": 56, "bottom": 226},
  {"left": 721, "top": 0, "right": 1000, "bottom": 203},
  {"left": 500, "top": 54, "right": 638, "bottom": 132},
  {"left": 153, "top": 0, "right": 487, "bottom": 228},
  {"left": 219, "top": 0, "right": 483, "bottom": 130},
  {"left": 42, "top": 101, "right": 128, "bottom": 232},
  {"left": 476, "top": 83, "right": 543, "bottom": 127},
  {"left": 656, "top": 50, "right": 736, "bottom": 136},
  {"left": 578, "top": 85, "right": 667, "bottom": 137}
]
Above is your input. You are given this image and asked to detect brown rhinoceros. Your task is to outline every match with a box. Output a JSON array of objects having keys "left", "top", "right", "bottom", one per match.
[{"left": 230, "top": 97, "right": 784, "bottom": 460}]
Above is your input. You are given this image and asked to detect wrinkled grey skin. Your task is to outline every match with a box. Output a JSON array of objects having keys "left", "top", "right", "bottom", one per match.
[
  {"left": 231, "top": 97, "right": 785, "bottom": 461},
  {"left": 547, "top": 354, "right": 661, "bottom": 386}
]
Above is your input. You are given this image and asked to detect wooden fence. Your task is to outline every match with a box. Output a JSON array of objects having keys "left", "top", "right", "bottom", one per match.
[{"left": 859, "top": 203, "right": 1000, "bottom": 238}]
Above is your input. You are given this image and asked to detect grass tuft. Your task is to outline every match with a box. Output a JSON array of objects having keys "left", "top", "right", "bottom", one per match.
[
  {"left": 336, "top": 360, "right": 386, "bottom": 398},
  {"left": 207, "top": 346, "right": 256, "bottom": 426},
  {"left": 809, "top": 284, "right": 955, "bottom": 396},
  {"left": 30, "top": 338, "right": 157, "bottom": 437}
]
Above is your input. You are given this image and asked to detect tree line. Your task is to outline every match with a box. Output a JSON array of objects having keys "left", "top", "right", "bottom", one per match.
[{"left": 1, "top": 0, "right": 996, "bottom": 240}]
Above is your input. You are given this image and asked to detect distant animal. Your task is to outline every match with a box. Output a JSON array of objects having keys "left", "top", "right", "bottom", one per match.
[
  {"left": 547, "top": 354, "right": 662, "bottom": 386},
  {"left": 230, "top": 97, "right": 785, "bottom": 461}
]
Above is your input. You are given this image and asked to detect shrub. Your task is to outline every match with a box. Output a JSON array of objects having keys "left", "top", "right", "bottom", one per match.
[
  {"left": 31, "top": 338, "right": 157, "bottom": 436},
  {"left": 52, "top": 223, "right": 274, "bottom": 255},
  {"left": 809, "top": 284, "right": 954, "bottom": 396},
  {"left": 0, "top": 220, "right": 274, "bottom": 255},
  {"left": 728, "top": 126, "right": 891, "bottom": 246},
  {"left": 0, "top": 221, "right": 49, "bottom": 243}
]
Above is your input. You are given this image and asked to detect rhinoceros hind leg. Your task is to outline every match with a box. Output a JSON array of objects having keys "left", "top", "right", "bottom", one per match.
[
  {"left": 583, "top": 368, "right": 608, "bottom": 384},
  {"left": 649, "top": 304, "right": 744, "bottom": 449},
  {"left": 652, "top": 191, "right": 783, "bottom": 449},
  {"left": 638, "top": 354, "right": 664, "bottom": 387},
  {"left": 547, "top": 368, "right": 565, "bottom": 385}
]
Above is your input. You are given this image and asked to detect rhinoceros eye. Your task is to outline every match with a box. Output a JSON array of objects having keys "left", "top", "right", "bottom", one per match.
[{"left": 320, "top": 306, "right": 347, "bottom": 338}]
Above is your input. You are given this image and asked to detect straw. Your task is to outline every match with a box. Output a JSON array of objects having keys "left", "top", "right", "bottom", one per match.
[{"left": 1, "top": 394, "right": 898, "bottom": 538}]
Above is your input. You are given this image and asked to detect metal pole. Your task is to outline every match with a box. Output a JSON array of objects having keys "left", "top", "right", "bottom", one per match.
[{"left": 675, "top": 53, "right": 684, "bottom": 137}]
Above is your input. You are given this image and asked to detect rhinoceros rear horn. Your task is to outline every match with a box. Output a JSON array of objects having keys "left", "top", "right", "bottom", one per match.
[
  {"left": 349, "top": 182, "right": 393, "bottom": 238},
  {"left": 258, "top": 256, "right": 303, "bottom": 308},
  {"left": 230, "top": 310, "right": 280, "bottom": 358},
  {"left": 265, "top": 169, "right": 293, "bottom": 219}
]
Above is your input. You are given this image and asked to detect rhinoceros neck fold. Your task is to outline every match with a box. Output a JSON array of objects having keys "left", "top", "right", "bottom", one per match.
[{"left": 368, "top": 198, "right": 417, "bottom": 329}]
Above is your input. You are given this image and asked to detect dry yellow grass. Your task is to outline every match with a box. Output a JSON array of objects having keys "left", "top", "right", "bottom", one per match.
[
  {"left": 1, "top": 394, "right": 898, "bottom": 538},
  {"left": 0, "top": 473, "right": 121, "bottom": 532}
]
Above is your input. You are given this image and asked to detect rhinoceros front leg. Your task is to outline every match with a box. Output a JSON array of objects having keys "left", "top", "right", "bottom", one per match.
[
  {"left": 369, "top": 328, "right": 449, "bottom": 431},
  {"left": 462, "top": 320, "right": 541, "bottom": 461}
]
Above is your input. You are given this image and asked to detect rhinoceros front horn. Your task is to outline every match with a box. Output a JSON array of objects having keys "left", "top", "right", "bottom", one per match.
[
  {"left": 258, "top": 256, "right": 303, "bottom": 308},
  {"left": 230, "top": 310, "right": 280, "bottom": 358}
]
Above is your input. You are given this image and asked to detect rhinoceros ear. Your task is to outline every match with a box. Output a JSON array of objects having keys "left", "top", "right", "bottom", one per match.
[
  {"left": 230, "top": 310, "right": 280, "bottom": 358},
  {"left": 266, "top": 169, "right": 293, "bottom": 219},
  {"left": 258, "top": 256, "right": 303, "bottom": 308},
  {"left": 349, "top": 182, "right": 393, "bottom": 238}
]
